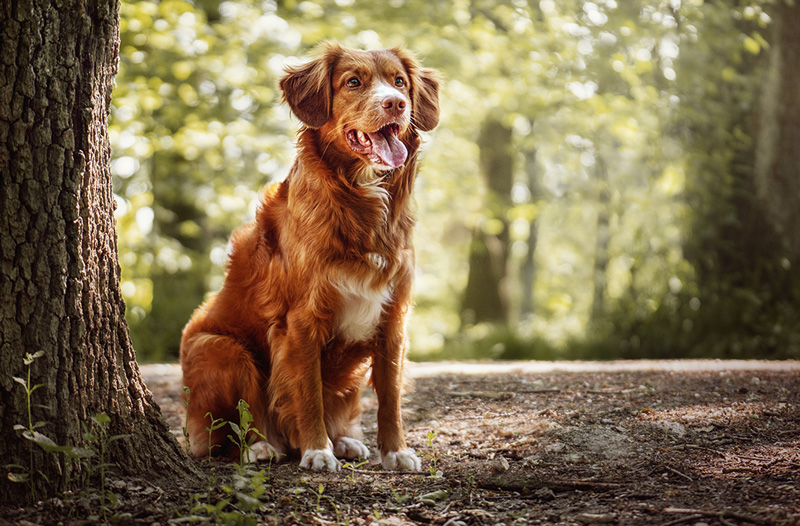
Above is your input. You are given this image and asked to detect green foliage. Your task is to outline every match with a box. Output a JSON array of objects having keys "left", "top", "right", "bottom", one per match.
[
  {"left": 177, "top": 442, "right": 271, "bottom": 525},
  {"left": 6, "top": 352, "right": 96, "bottom": 502},
  {"left": 227, "top": 400, "right": 266, "bottom": 468},
  {"left": 82, "top": 413, "right": 129, "bottom": 522},
  {"left": 113, "top": 0, "right": 797, "bottom": 362},
  {"left": 5, "top": 352, "right": 132, "bottom": 519},
  {"left": 205, "top": 411, "right": 227, "bottom": 464},
  {"left": 7, "top": 350, "right": 49, "bottom": 502},
  {"left": 444, "top": 323, "right": 562, "bottom": 361},
  {"left": 312, "top": 483, "right": 342, "bottom": 523},
  {"left": 423, "top": 430, "right": 450, "bottom": 478},
  {"left": 341, "top": 458, "right": 368, "bottom": 483}
]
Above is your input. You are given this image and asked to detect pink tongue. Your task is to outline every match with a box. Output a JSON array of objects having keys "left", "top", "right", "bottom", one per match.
[{"left": 367, "top": 129, "right": 407, "bottom": 168}]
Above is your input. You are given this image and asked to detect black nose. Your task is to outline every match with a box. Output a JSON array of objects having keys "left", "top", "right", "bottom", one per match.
[{"left": 382, "top": 95, "right": 406, "bottom": 117}]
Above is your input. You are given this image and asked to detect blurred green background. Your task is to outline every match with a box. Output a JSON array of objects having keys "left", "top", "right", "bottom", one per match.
[{"left": 111, "top": 0, "right": 800, "bottom": 363}]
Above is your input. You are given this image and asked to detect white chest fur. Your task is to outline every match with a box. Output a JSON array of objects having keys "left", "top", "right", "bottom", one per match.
[{"left": 331, "top": 255, "right": 392, "bottom": 342}]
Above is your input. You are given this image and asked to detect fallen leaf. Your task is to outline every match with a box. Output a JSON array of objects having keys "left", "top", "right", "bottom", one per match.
[{"left": 418, "top": 489, "right": 450, "bottom": 502}]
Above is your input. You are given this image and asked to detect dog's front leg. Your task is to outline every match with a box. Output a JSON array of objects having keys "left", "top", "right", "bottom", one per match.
[
  {"left": 372, "top": 292, "right": 421, "bottom": 471},
  {"left": 273, "top": 309, "right": 340, "bottom": 472}
]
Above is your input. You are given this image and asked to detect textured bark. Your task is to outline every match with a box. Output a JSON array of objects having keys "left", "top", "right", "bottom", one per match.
[
  {"left": 754, "top": 3, "right": 800, "bottom": 261},
  {"left": 461, "top": 114, "right": 513, "bottom": 326},
  {"left": 0, "top": 0, "right": 197, "bottom": 501}
]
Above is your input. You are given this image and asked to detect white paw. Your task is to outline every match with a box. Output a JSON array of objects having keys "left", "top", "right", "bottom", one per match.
[
  {"left": 381, "top": 449, "right": 421, "bottom": 471},
  {"left": 334, "top": 437, "right": 371, "bottom": 460},
  {"left": 300, "top": 448, "right": 340, "bottom": 472},
  {"left": 243, "top": 441, "right": 283, "bottom": 464}
]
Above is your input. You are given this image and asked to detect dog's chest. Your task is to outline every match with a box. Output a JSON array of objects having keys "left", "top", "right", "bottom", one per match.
[{"left": 331, "top": 253, "right": 392, "bottom": 343}]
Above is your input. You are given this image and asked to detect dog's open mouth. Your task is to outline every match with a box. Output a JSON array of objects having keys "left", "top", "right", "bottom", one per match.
[{"left": 345, "top": 123, "right": 408, "bottom": 169}]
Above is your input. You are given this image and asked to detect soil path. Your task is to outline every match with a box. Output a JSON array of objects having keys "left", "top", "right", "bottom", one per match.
[{"left": 133, "top": 360, "right": 800, "bottom": 526}]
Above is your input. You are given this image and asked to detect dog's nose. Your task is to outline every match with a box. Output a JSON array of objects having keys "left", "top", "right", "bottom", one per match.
[{"left": 382, "top": 95, "right": 406, "bottom": 117}]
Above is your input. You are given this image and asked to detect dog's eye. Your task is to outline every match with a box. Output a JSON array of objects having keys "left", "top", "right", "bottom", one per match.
[
  {"left": 346, "top": 77, "right": 361, "bottom": 88},
  {"left": 395, "top": 77, "right": 406, "bottom": 88}
]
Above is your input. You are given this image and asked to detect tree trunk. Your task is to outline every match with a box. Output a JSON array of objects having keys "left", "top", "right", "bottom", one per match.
[
  {"left": 0, "top": 0, "right": 197, "bottom": 501},
  {"left": 754, "top": 3, "right": 800, "bottom": 262},
  {"left": 520, "top": 138, "right": 539, "bottom": 319},
  {"left": 590, "top": 155, "right": 611, "bottom": 323},
  {"left": 461, "top": 113, "right": 513, "bottom": 326}
]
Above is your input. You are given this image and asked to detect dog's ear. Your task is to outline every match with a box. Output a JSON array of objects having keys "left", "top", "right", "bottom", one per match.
[
  {"left": 280, "top": 44, "right": 341, "bottom": 128},
  {"left": 394, "top": 49, "right": 440, "bottom": 132},
  {"left": 411, "top": 67, "right": 440, "bottom": 131}
]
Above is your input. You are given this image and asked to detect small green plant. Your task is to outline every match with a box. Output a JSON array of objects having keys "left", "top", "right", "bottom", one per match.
[
  {"left": 227, "top": 399, "right": 266, "bottom": 467},
  {"left": 204, "top": 411, "right": 226, "bottom": 464},
  {"left": 7, "top": 350, "right": 48, "bottom": 501},
  {"left": 423, "top": 430, "right": 450, "bottom": 477},
  {"left": 341, "top": 458, "right": 368, "bottom": 482},
  {"left": 83, "top": 412, "right": 127, "bottom": 522},
  {"left": 315, "top": 483, "right": 325, "bottom": 513},
  {"left": 312, "top": 483, "right": 341, "bottom": 524},
  {"left": 263, "top": 447, "right": 282, "bottom": 483},
  {"left": 181, "top": 386, "right": 191, "bottom": 454},
  {"left": 6, "top": 351, "right": 93, "bottom": 502},
  {"left": 175, "top": 465, "right": 266, "bottom": 525}
]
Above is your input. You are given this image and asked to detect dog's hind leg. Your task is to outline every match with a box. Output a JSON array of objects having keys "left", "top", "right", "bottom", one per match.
[{"left": 181, "top": 332, "right": 283, "bottom": 461}]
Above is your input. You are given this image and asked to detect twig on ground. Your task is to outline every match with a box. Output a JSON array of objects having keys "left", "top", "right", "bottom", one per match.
[
  {"left": 664, "top": 466, "right": 693, "bottom": 482},
  {"left": 350, "top": 469, "right": 426, "bottom": 476}
]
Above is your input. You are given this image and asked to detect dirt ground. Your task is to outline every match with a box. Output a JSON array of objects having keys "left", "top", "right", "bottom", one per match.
[{"left": 4, "top": 360, "right": 800, "bottom": 525}]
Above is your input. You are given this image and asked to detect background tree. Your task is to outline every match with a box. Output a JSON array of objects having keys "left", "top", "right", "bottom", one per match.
[
  {"left": 754, "top": 2, "right": 800, "bottom": 260},
  {"left": 462, "top": 113, "right": 514, "bottom": 327},
  {"left": 0, "top": 0, "right": 195, "bottom": 500},
  {"left": 109, "top": 0, "right": 799, "bottom": 362}
]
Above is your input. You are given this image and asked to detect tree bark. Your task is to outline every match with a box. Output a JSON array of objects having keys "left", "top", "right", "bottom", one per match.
[
  {"left": 0, "top": 0, "right": 197, "bottom": 501},
  {"left": 754, "top": 3, "right": 800, "bottom": 262}
]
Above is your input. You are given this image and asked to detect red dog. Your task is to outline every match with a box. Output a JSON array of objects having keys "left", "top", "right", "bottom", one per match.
[{"left": 180, "top": 43, "right": 439, "bottom": 471}]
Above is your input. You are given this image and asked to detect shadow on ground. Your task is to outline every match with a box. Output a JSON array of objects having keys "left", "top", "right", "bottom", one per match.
[{"left": 127, "top": 360, "right": 800, "bottom": 526}]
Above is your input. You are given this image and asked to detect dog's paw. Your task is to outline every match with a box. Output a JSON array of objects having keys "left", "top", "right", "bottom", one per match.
[
  {"left": 333, "top": 437, "right": 371, "bottom": 460},
  {"left": 381, "top": 449, "right": 421, "bottom": 471},
  {"left": 300, "top": 448, "right": 340, "bottom": 472},
  {"left": 244, "top": 441, "right": 283, "bottom": 464}
]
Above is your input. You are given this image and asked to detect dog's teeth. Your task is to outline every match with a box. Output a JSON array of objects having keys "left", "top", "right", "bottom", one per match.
[{"left": 357, "top": 131, "right": 370, "bottom": 145}]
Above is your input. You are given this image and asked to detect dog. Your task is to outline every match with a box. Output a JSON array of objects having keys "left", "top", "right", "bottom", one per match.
[{"left": 179, "top": 42, "right": 439, "bottom": 472}]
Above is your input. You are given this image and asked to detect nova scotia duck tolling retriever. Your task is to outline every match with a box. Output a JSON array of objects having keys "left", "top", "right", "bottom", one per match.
[{"left": 179, "top": 42, "right": 440, "bottom": 472}]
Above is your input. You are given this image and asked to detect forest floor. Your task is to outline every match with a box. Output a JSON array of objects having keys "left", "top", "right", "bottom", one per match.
[{"left": 3, "top": 360, "right": 800, "bottom": 526}]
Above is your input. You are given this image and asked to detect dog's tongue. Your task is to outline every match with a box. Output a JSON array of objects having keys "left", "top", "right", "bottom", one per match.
[{"left": 368, "top": 128, "right": 407, "bottom": 168}]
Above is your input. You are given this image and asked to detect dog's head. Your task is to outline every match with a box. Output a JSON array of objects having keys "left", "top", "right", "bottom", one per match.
[{"left": 280, "top": 42, "right": 440, "bottom": 172}]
